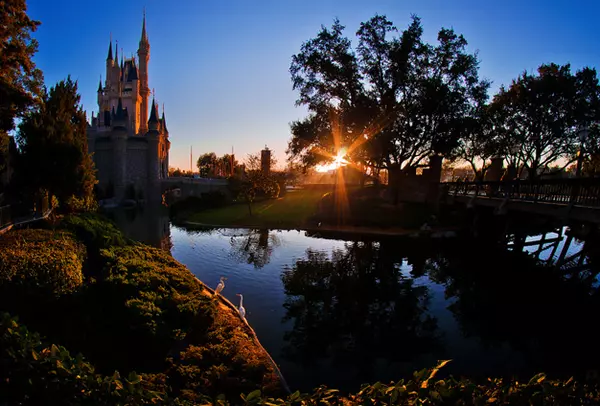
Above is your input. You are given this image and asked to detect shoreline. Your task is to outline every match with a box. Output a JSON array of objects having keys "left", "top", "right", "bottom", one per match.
[
  {"left": 195, "top": 276, "right": 291, "bottom": 395},
  {"left": 182, "top": 220, "right": 459, "bottom": 238}
]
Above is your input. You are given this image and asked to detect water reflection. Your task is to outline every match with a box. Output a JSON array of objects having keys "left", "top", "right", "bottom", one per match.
[
  {"left": 229, "top": 229, "right": 281, "bottom": 269},
  {"left": 105, "top": 206, "right": 171, "bottom": 250},
  {"left": 117, "top": 216, "right": 600, "bottom": 392},
  {"left": 281, "top": 243, "right": 441, "bottom": 380}
]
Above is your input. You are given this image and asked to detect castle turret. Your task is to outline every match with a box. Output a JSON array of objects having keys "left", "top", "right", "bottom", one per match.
[
  {"left": 161, "top": 108, "right": 168, "bottom": 136},
  {"left": 105, "top": 39, "right": 113, "bottom": 88},
  {"left": 146, "top": 97, "right": 161, "bottom": 201},
  {"left": 112, "top": 97, "right": 128, "bottom": 200},
  {"left": 138, "top": 12, "right": 150, "bottom": 134},
  {"left": 97, "top": 77, "right": 103, "bottom": 106}
]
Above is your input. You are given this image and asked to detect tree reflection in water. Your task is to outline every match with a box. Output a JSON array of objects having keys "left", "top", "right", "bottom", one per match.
[
  {"left": 229, "top": 229, "right": 281, "bottom": 269},
  {"left": 425, "top": 238, "right": 600, "bottom": 378},
  {"left": 281, "top": 241, "right": 441, "bottom": 382}
]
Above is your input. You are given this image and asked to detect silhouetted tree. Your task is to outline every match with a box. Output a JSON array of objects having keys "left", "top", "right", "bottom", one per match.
[
  {"left": 196, "top": 152, "right": 217, "bottom": 177},
  {"left": 0, "top": 0, "right": 44, "bottom": 172},
  {"left": 15, "top": 77, "right": 96, "bottom": 210},
  {"left": 490, "top": 64, "right": 600, "bottom": 179},
  {"left": 289, "top": 15, "right": 489, "bottom": 184}
]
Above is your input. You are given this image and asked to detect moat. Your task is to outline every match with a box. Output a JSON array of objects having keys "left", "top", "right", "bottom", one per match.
[{"left": 110, "top": 207, "right": 600, "bottom": 392}]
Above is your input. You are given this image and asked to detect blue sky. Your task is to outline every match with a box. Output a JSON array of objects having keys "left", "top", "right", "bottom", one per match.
[{"left": 27, "top": 0, "right": 600, "bottom": 170}]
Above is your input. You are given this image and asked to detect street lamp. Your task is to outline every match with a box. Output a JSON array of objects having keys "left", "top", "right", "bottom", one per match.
[{"left": 575, "top": 126, "right": 589, "bottom": 178}]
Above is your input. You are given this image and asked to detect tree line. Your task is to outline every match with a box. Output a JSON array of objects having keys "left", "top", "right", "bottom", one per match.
[{"left": 288, "top": 15, "right": 600, "bottom": 182}]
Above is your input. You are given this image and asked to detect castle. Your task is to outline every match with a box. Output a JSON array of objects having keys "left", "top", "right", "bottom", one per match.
[{"left": 87, "top": 14, "right": 170, "bottom": 203}]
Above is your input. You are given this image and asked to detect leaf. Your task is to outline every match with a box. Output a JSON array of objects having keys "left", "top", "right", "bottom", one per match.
[
  {"left": 245, "top": 389, "right": 261, "bottom": 402},
  {"left": 421, "top": 360, "right": 452, "bottom": 389},
  {"left": 527, "top": 373, "right": 546, "bottom": 386}
]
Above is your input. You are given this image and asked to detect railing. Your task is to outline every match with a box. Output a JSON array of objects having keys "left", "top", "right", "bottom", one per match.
[
  {"left": 444, "top": 178, "right": 600, "bottom": 208},
  {"left": 0, "top": 199, "right": 53, "bottom": 233}
]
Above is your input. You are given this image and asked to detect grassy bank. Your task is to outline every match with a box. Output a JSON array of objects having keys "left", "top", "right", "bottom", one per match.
[
  {"left": 185, "top": 189, "right": 326, "bottom": 228},
  {"left": 178, "top": 187, "right": 440, "bottom": 231},
  {"left": 0, "top": 214, "right": 282, "bottom": 404}
]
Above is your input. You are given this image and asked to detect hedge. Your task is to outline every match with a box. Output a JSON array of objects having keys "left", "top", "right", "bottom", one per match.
[{"left": 0, "top": 229, "right": 86, "bottom": 296}]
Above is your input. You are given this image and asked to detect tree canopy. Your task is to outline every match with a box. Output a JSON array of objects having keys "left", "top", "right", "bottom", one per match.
[
  {"left": 488, "top": 64, "right": 600, "bottom": 179},
  {"left": 0, "top": 0, "right": 44, "bottom": 172},
  {"left": 288, "top": 15, "right": 489, "bottom": 178},
  {"left": 15, "top": 77, "right": 96, "bottom": 209}
]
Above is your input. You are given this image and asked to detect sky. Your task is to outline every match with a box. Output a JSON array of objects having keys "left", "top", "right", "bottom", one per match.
[{"left": 27, "top": 0, "right": 600, "bottom": 170}]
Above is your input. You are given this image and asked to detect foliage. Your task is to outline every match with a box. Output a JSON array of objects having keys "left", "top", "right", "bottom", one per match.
[
  {"left": 61, "top": 212, "right": 128, "bottom": 255},
  {"left": 0, "top": 313, "right": 165, "bottom": 405},
  {"left": 100, "top": 245, "right": 213, "bottom": 335},
  {"left": 197, "top": 152, "right": 217, "bottom": 177},
  {"left": 289, "top": 15, "right": 489, "bottom": 179},
  {"left": 231, "top": 365, "right": 600, "bottom": 405},
  {"left": 15, "top": 77, "right": 97, "bottom": 209},
  {"left": 166, "top": 301, "right": 282, "bottom": 402},
  {"left": 489, "top": 64, "right": 600, "bottom": 179},
  {"left": 0, "top": 229, "right": 85, "bottom": 296},
  {"left": 246, "top": 151, "right": 278, "bottom": 172},
  {"left": 0, "top": 0, "right": 44, "bottom": 172}
]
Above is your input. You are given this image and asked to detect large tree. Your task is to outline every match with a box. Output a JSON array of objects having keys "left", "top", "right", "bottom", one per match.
[
  {"left": 489, "top": 64, "right": 600, "bottom": 179},
  {"left": 196, "top": 152, "right": 217, "bottom": 177},
  {"left": 16, "top": 77, "right": 96, "bottom": 209},
  {"left": 0, "top": 0, "right": 43, "bottom": 172},
  {"left": 288, "top": 15, "right": 489, "bottom": 181}
]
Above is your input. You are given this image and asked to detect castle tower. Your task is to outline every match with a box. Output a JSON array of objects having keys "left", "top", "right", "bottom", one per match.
[
  {"left": 261, "top": 146, "right": 271, "bottom": 175},
  {"left": 138, "top": 12, "right": 150, "bottom": 134}
]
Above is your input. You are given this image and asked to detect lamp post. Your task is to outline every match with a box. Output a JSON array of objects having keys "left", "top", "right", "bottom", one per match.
[{"left": 575, "top": 126, "right": 589, "bottom": 178}]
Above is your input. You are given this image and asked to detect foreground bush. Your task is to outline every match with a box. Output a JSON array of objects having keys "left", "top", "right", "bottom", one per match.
[
  {"left": 3, "top": 313, "right": 599, "bottom": 406},
  {"left": 62, "top": 212, "right": 128, "bottom": 253},
  {"left": 0, "top": 313, "right": 164, "bottom": 405},
  {"left": 0, "top": 229, "right": 85, "bottom": 296}
]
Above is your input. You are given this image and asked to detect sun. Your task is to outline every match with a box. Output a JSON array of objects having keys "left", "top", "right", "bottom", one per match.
[{"left": 316, "top": 149, "right": 348, "bottom": 172}]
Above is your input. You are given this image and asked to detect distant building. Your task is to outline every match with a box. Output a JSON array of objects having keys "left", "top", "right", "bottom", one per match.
[
  {"left": 87, "top": 14, "right": 170, "bottom": 202},
  {"left": 261, "top": 146, "right": 271, "bottom": 175}
]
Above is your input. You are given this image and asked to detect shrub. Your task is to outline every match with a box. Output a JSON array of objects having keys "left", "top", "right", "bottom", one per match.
[
  {"left": 63, "top": 194, "right": 98, "bottom": 213},
  {"left": 0, "top": 313, "right": 164, "bottom": 405},
  {"left": 61, "top": 212, "right": 127, "bottom": 253},
  {"left": 92, "top": 245, "right": 215, "bottom": 372},
  {"left": 0, "top": 229, "right": 85, "bottom": 296}
]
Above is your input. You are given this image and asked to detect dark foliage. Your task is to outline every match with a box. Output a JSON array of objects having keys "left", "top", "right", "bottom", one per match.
[{"left": 15, "top": 77, "right": 96, "bottom": 210}]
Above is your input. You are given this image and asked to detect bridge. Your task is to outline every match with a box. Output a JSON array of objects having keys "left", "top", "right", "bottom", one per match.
[
  {"left": 161, "top": 177, "right": 229, "bottom": 202},
  {"left": 442, "top": 178, "right": 600, "bottom": 224}
]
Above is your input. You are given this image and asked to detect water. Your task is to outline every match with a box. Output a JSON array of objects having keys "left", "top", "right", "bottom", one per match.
[{"left": 113, "top": 208, "right": 600, "bottom": 392}]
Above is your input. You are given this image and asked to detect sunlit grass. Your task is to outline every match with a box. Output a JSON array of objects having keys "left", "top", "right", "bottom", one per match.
[{"left": 188, "top": 189, "right": 326, "bottom": 227}]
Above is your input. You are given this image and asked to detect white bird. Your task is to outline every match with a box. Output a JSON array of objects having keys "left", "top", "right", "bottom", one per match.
[
  {"left": 214, "top": 277, "right": 227, "bottom": 295},
  {"left": 236, "top": 293, "right": 246, "bottom": 319}
]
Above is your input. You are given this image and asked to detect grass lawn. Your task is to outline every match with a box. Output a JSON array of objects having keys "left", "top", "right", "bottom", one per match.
[{"left": 187, "top": 188, "right": 327, "bottom": 227}]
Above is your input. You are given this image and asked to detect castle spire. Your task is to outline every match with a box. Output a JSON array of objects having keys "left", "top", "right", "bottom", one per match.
[
  {"left": 98, "top": 76, "right": 102, "bottom": 92},
  {"left": 114, "top": 40, "right": 118, "bottom": 63},
  {"left": 141, "top": 8, "right": 149, "bottom": 44},
  {"left": 161, "top": 104, "right": 168, "bottom": 132},
  {"left": 107, "top": 37, "right": 113, "bottom": 60},
  {"left": 148, "top": 97, "right": 159, "bottom": 124}
]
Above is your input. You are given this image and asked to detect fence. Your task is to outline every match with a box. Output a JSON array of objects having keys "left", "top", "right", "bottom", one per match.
[{"left": 444, "top": 178, "right": 600, "bottom": 208}]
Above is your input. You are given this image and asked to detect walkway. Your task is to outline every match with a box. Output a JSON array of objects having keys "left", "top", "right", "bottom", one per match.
[{"left": 0, "top": 204, "right": 53, "bottom": 235}]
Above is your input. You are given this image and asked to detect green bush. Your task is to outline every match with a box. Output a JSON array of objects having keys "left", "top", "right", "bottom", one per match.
[
  {"left": 0, "top": 313, "right": 165, "bottom": 405},
  {"left": 61, "top": 212, "right": 128, "bottom": 253},
  {"left": 0, "top": 229, "right": 85, "bottom": 296}
]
